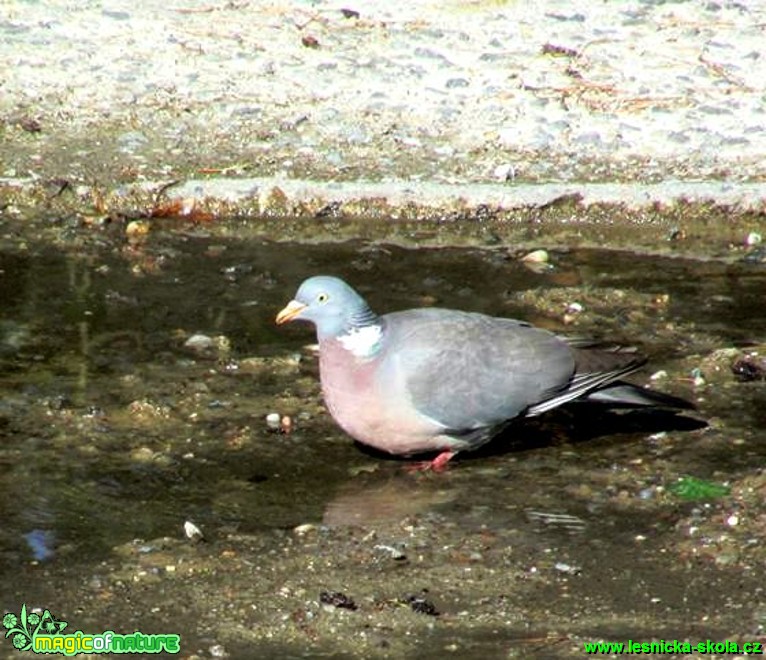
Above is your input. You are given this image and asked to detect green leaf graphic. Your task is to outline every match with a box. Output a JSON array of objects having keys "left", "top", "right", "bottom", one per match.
[{"left": 4, "top": 605, "right": 67, "bottom": 652}]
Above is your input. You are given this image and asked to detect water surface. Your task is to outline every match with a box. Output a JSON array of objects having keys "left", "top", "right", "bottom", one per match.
[{"left": 1, "top": 231, "right": 764, "bottom": 657}]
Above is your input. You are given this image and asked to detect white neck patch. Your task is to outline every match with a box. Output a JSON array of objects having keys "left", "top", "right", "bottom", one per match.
[{"left": 337, "top": 324, "right": 383, "bottom": 357}]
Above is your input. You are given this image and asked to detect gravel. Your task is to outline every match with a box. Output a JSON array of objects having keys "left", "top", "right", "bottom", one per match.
[{"left": 1, "top": 0, "right": 765, "bottom": 207}]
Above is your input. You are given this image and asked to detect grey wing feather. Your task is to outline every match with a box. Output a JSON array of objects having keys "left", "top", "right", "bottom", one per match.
[
  {"left": 525, "top": 360, "right": 643, "bottom": 415},
  {"left": 381, "top": 309, "right": 576, "bottom": 432}
]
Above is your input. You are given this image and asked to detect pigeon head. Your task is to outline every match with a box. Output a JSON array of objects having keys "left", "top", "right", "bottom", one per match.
[{"left": 276, "top": 276, "right": 379, "bottom": 340}]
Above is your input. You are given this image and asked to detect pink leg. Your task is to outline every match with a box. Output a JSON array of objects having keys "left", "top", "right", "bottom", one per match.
[{"left": 406, "top": 450, "right": 456, "bottom": 473}]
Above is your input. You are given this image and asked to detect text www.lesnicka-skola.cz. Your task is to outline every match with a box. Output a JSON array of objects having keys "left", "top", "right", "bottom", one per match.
[{"left": 583, "top": 639, "right": 763, "bottom": 655}]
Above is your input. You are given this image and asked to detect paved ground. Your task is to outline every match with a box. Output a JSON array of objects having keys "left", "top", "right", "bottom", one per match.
[{"left": 1, "top": 0, "right": 765, "bottom": 211}]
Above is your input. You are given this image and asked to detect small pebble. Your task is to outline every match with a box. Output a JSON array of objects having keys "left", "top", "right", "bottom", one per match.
[
  {"left": 320, "top": 590, "right": 358, "bottom": 611},
  {"left": 400, "top": 136, "right": 422, "bottom": 147},
  {"left": 554, "top": 562, "right": 581, "bottom": 575},
  {"left": 265, "top": 412, "right": 281, "bottom": 430},
  {"left": 431, "top": 144, "right": 454, "bottom": 157},
  {"left": 184, "top": 333, "right": 214, "bottom": 351},
  {"left": 209, "top": 644, "right": 227, "bottom": 658},
  {"left": 745, "top": 231, "right": 762, "bottom": 246},
  {"left": 374, "top": 544, "right": 407, "bottom": 561},
  {"left": 521, "top": 248, "right": 549, "bottom": 263},
  {"left": 183, "top": 520, "right": 205, "bottom": 543},
  {"left": 493, "top": 163, "right": 515, "bottom": 181},
  {"left": 445, "top": 77, "right": 470, "bottom": 89},
  {"left": 130, "top": 446, "right": 156, "bottom": 462},
  {"left": 293, "top": 523, "right": 316, "bottom": 535},
  {"left": 638, "top": 487, "right": 655, "bottom": 500},
  {"left": 732, "top": 355, "right": 766, "bottom": 381},
  {"left": 405, "top": 594, "right": 440, "bottom": 616},
  {"left": 520, "top": 248, "right": 554, "bottom": 273},
  {"left": 125, "top": 220, "right": 150, "bottom": 238}
]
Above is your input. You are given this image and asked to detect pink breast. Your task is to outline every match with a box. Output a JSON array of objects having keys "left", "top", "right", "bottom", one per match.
[{"left": 318, "top": 338, "right": 446, "bottom": 455}]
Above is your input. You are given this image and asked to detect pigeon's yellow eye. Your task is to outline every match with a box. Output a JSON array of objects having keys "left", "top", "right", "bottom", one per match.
[{"left": 317, "top": 292, "right": 329, "bottom": 303}]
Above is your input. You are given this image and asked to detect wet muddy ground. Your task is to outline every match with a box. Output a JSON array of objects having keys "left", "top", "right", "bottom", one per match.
[{"left": 0, "top": 219, "right": 765, "bottom": 658}]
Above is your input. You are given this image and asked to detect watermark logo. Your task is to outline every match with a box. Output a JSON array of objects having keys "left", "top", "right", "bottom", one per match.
[
  {"left": 3, "top": 604, "right": 180, "bottom": 655},
  {"left": 3, "top": 605, "right": 66, "bottom": 651}
]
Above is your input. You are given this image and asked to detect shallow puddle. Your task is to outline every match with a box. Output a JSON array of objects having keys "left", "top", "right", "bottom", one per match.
[{"left": 1, "top": 229, "right": 764, "bottom": 657}]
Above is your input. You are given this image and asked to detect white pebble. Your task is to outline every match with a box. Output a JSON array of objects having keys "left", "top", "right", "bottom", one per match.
[
  {"left": 209, "top": 644, "right": 227, "bottom": 658},
  {"left": 265, "top": 412, "right": 281, "bottom": 429},
  {"left": 184, "top": 333, "right": 214, "bottom": 350},
  {"left": 745, "top": 232, "right": 762, "bottom": 246},
  {"left": 521, "top": 248, "right": 549, "bottom": 263},
  {"left": 183, "top": 520, "right": 204, "bottom": 542},
  {"left": 726, "top": 514, "right": 739, "bottom": 527}
]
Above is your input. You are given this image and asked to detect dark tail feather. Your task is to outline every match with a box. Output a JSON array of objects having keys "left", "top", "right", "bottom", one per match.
[{"left": 584, "top": 381, "right": 695, "bottom": 410}]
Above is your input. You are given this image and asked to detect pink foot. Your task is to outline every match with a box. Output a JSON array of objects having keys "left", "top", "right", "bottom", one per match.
[{"left": 405, "top": 450, "right": 456, "bottom": 473}]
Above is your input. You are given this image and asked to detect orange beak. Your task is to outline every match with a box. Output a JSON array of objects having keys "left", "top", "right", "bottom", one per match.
[{"left": 275, "top": 299, "right": 308, "bottom": 325}]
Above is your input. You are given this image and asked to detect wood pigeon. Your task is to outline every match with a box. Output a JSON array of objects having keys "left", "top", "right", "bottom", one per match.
[{"left": 276, "top": 276, "right": 693, "bottom": 470}]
